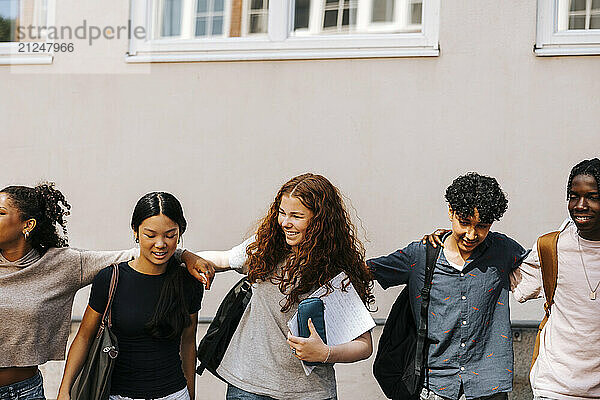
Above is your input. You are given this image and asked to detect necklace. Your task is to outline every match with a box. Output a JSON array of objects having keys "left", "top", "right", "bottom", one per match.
[{"left": 577, "top": 234, "right": 600, "bottom": 300}]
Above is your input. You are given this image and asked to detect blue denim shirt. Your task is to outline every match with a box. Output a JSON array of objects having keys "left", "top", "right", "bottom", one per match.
[{"left": 368, "top": 232, "right": 528, "bottom": 400}]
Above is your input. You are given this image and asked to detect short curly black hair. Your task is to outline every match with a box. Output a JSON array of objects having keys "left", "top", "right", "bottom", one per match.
[
  {"left": 567, "top": 158, "right": 600, "bottom": 199},
  {"left": 445, "top": 172, "right": 508, "bottom": 224}
]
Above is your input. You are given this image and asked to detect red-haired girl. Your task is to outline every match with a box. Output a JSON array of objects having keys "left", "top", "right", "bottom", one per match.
[{"left": 198, "top": 173, "right": 374, "bottom": 400}]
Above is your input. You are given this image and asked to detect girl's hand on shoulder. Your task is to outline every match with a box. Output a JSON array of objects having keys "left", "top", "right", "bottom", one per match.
[
  {"left": 421, "top": 229, "right": 450, "bottom": 248},
  {"left": 287, "top": 319, "right": 329, "bottom": 363},
  {"left": 181, "top": 250, "right": 216, "bottom": 289}
]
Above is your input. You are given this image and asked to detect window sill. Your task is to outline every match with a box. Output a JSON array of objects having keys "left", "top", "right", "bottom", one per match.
[
  {"left": 534, "top": 45, "right": 600, "bottom": 56},
  {"left": 125, "top": 46, "right": 439, "bottom": 63},
  {"left": 0, "top": 53, "right": 54, "bottom": 65}
]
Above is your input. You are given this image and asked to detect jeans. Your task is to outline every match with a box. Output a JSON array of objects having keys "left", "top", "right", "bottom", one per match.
[
  {"left": 226, "top": 385, "right": 337, "bottom": 400},
  {"left": 108, "top": 387, "right": 190, "bottom": 400},
  {"left": 420, "top": 388, "right": 508, "bottom": 400},
  {"left": 0, "top": 372, "right": 44, "bottom": 400}
]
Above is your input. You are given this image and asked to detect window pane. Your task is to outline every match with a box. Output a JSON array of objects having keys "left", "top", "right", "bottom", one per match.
[
  {"left": 249, "top": 13, "right": 266, "bottom": 33},
  {"left": 195, "top": 16, "right": 207, "bottom": 36},
  {"left": 0, "top": 0, "right": 18, "bottom": 42},
  {"left": 294, "top": 0, "right": 310, "bottom": 29},
  {"left": 372, "top": 0, "right": 394, "bottom": 23},
  {"left": 212, "top": 15, "right": 223, "bottom": 34},
  {"left": 569, "top": 14, "right": 586, "bottom": 29},
  {"left": 591, "top": 14, "right": 600, "bottom": 28},
  {"left": 593, "top": 0, "right": 600, "bottom": 9},
  {"left": 1, "top": 0, "right": 48, "bottom": 42},
  {"left": 161, "top": 0, "right": 182, "bottom": 37},
  {"left": 251, "top": 0, "right": 262, "bottom": 10},
  {"left": 214, "top": 0, "right": 224, "bottom": 12},
  {"left": 197, "top": 0, "right": 207, "bottom": 13},
  {"left": 342, "top": 7, "right": 357, "bottom": 26},
  {"left": 323, "top": 9, "right": 337, "bottom": 28},
  {"left": 570, "top": 0, "right": 586, "bottom": 11},
  {"left": 411, "top": 1, "right": 422, "bottom": 25}
]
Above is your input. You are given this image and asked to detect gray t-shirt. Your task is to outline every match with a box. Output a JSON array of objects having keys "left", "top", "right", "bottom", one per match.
[{"left": 217, "top": 238, "right": 337, "bottom": 400}]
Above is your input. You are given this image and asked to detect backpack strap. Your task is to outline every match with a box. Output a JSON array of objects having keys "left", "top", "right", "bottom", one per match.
[
  {"left": 414, "top": 243, "right": 441, "bottom": 382},
  {"left": 530, "top": 230, "right": 560, "bottom": 370},
  {"left": 537, "top": 231, "right": 560, "bottom": 317}
]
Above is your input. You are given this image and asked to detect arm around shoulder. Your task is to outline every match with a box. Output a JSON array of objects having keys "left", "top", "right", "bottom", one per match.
[
  {"left": 367, "top": 241, "right": 419, "bottom": 289},
  {"left": 77, "top": 247, "right": 138, "bottom": 287},
  {"left": 510, "top": 243, "right": 543, "bottom": 302}
]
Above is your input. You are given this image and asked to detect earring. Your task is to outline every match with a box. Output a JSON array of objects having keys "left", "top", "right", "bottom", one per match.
[{"left": 23, "top": 231, "right": 29, "bottom": 240}]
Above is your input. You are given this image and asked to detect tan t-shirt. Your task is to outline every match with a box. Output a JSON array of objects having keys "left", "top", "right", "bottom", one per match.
[
  {"left": 217, "top": 238, "right": 337, "bottom": 400},
  {"left": 0, "top": 247, "right": 139, "bottom": 367},
  {"left": 511, "top": 222, "right": 600, "bottom": 400}
]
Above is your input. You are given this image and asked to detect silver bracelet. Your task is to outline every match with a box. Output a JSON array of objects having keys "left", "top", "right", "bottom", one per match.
[{"left": 323, "top": 346, "right": 332, "bottom": 363}]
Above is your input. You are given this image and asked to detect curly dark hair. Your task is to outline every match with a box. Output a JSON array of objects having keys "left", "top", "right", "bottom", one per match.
[
  {"left": 567, "top": 158, "right": 600, "bottom": 199},
  {"left": 1, "top": 182, "right": 71, "bottom": 252},
  {"left": 247, "top": 173, "right": 374, "bottom": 312},
  {"left": 445, "top": 172, "right": 508, "bottom": 224}
]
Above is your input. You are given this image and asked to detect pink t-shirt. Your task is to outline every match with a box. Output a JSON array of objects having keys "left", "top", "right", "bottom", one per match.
[{"left": 511, "top": 222, "right": 600, "bottom": 400}]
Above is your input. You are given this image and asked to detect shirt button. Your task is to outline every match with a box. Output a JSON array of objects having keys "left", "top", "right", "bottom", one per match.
[
  {"left": 461, "top": 343, "right": 466, "bottom": 347},
  {"left": 460, "top": 366, "right": 465, "bottom": 371},
  {"left": 460, "top": 273, "right": 464, "bottom": 277},
  {"left": 462, "top": 320, "right": 467, "bottom": 325},
  {"left": 461, "top": 295, "right": 466, "bottom": 300}
]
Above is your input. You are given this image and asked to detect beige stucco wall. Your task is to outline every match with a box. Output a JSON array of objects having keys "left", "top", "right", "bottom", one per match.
[{"left": 1, "top": 0, "right": 598, "bottom": 398}]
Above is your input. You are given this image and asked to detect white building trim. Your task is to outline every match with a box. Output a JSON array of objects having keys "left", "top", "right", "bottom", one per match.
[
  {"left": 127, "top": 0, "right": 439, "bottom": 62},
  {"left": 0, "top": 0, "right": 55, "bottom": 65},
  {"left": 535, "top": 0, "right": 600, "bottom": 56}
]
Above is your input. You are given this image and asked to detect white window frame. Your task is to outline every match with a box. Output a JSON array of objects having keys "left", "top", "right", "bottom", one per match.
[
  {"left": 242, "top": 0, "right": 269, "bottom": 36},
  {"left": 127, "top": 0, "right": 439, "bottom": 62},
  {"left": 193, "top": 0, "right": 230, "bottom": 38},
  {"left": 320, "top": 0, "right": 358, "bottom": 33},
  {"left": 535, "top": 0, "right": 600, "bottom": 56},
  {"left": 0, "top": 0, "right": 55, "bottom": 65}
]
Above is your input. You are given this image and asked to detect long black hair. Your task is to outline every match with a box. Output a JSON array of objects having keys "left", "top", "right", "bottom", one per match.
[
  {"left": 1, "top": 182, "right": 71, "bottom": 253},
  {"left": 567, "top": 158, "right": 600, "bottom": 199},
  {"left": 131, "top": 192, "right": 191, "bottom": 340}
]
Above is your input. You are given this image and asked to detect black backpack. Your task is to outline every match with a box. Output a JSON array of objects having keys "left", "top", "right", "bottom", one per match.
[
  {"left": 373, "top": 242, "right": 440, "bottom": 400},
  {"left": 196, "top": 277, "right": 252, "bottom": 380}
]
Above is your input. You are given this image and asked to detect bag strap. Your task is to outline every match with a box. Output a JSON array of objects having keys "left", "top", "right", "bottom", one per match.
[
  {"left": 415, "top": 242, "right": 441, "bottom": 379},
  {"left": 101, "top": 264, "right": 120, "bottom": 329},
  {"left": 537, "top": 231, "right": 560, "bottom": 317}
]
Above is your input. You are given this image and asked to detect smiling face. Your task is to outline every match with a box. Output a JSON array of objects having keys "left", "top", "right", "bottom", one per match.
[
  {"left": 448, "top": 207, "right": 492, "bottom": 256},
  {"left": 134, "top": 213, "right": 180, "bottom": 268},
  {"left": 278, "top": 194, "right": 314, "bottom": 249},
  {"left": 568, "top": 174, "right": 600, "bottom": 241}
]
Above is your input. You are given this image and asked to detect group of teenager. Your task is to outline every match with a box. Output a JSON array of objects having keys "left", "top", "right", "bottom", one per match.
[{"left": 0, "top": 158, "right": 598, "bottom": 400}]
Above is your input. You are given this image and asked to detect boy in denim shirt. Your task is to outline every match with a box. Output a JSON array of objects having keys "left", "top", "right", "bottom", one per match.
[{"left": 368, "top": 173, "right": 528, "bottom": 400}]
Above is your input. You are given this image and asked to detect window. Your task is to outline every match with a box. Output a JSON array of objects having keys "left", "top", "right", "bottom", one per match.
[
  {"left": 536, "top": 0, "right": 600, "bottom": 55},
  {"left": 0, "top": 0, "right": 53, "bottom": 64},
  {"left": 292, "top": 0, "right": 422, "bottom": 35},
  {"left": 195, "top": 0, "right": 227, "bottom": 37},
  {"left": 128, "top": 0, "right": 440, "bottom": 62},
  {"left": 244, "top": 0, "right": 269, "bottom": 35}
]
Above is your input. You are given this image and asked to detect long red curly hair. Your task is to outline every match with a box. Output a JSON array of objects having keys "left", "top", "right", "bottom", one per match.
[{"left": 247, "top": 173, "right": 374, "bottom": 312}]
